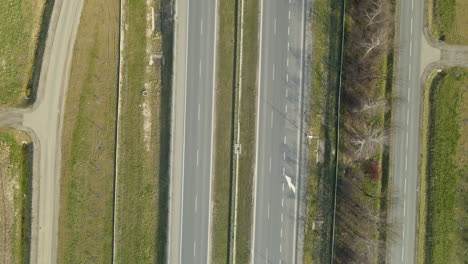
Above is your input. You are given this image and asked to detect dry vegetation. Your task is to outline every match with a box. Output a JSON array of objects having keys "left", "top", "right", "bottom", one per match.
[
  {"left": 0, "top": 130, "right": 32, "bottom": 264},
  {"left": 334, "top": 0, "right": 395, "bottom": 262},
  {"left": 57, "top": 0, "right": 120, "bottom": 262},
  {"left": 0, "top": 0, "right": 45, "bottom": 106},
  {"left": 114, "top": 0, "right": 173, "bottom": 262}
]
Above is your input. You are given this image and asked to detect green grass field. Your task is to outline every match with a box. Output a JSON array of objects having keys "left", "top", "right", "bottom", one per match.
[
  {"left": 428, "top": 0, "right": 468, "bottom": 44},
  {"left": 0, "top": 1, "right": 45, "bottom": 106},
  {"left": 422, "top": 68, "right": 468, "bottom": 264},
  {"left": 0, "top": 129, "right": 32, "bottom": 264},
  {"left": 57, "top": 0, "right": 120, "bottom": 262}
]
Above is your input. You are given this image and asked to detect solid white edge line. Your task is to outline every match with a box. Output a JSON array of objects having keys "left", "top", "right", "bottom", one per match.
[
  {"left": 178, "top": 0, "right": 190, "bottom": 262},
  {"left": 251, "top": 0, "right": 264, "bottom": 261},
  {"left": 207, "top": 0, "right": 219, "bottom": 262}
]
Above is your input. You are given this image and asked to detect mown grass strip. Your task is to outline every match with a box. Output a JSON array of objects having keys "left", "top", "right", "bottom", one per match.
[
  {"left": 57, "top": 0, "right": 120, "bottom": 262},
  {"left": 211, "top": 0, "right": 238, "bottom": 263},
  {"left": 233, "top": 0, "right": 259, "bottom": 262},
  {"left": 0, "top": 0, "right": 45, "bottom": 106},
  {"left": 0, "top": 129, "right": 33, "bottom": 264},
  {"left": 421, "top": 68, "right": 467, "bottom": 264}
]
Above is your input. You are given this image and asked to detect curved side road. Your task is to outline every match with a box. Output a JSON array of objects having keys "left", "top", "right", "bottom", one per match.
[{"left": 0, "top": 1, "right": 84, "bottom": 263}]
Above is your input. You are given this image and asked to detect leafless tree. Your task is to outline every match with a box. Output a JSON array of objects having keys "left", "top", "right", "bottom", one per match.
[
  {"left": 350, "top": 125, "right": 389, "bottom": 158},
  {"left": 363, "top": 0, "right": 387, "bottom": 27},
  {"left": 361, "top": 30, "right": 388, "bottom": 58}
]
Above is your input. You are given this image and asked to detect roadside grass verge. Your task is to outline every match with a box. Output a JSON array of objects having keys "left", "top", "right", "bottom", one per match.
[
  {"left": 427, "top": 0, "right": 468, "bottom": 44},
  {"left": 57, "top": 0, "right": 120, "bottom": 262},
  {"left": 0, "top": 129, "right": 33, "bottom": 264},
  {"left": 420, "top": 68, "right": 468, "bottom": 264},
  {"left": 211, "top": 0, "right": 237, "bottom": 263},
  {"left": 0, "top": 0, "right": 45, "bottom": 106},
  {"left": 233, "top": 0, "right": 259, "bottom": 262},
  {"left": 114, "top": 0, "right": 172, "bottom": 262},
  {"left": 302, "top": 0, "right": 343, "bottom": 262}
]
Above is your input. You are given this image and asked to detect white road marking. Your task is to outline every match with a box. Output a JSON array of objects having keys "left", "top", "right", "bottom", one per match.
[
  {"left": 269, "top": 156, "right": 272, "bottom": 172},
  {"left": 286, "top": 58, "right": 289, "bottom": 67},
  {"left": 402, "top": 247, "right": 405, "bottom": 261},
  {"left": 199, "top": 60, "right": 202, "bottom": 77},
  {"left": 409, "top": 41, "right": 412, "bottom": 56},
  {"left": 281, "top": 214, "right": 283, "bottom": 223},
  {"left": 283, "top": 167, "right": 285, "bottom": 175},
  {"left": 267, "top": 203, "right": 270, "bottom": 219},
  {"left": 288, "top": 10, "right": 291, "bottom": 20},
  {"left": 405, "top": 177, "right": 407, "bottom": 191},
  {"left": 195, "top": 195, "right": 198, "bottom": 212},
  {"left": 283, "top": 151, "right": 286, "bottom": 160},
  {"left": 273, "top": 64, "right": 275, "bottom": 80},
  {"left": 287, "top": 42, "right": 290, "bottom": 51},
  {"left": 198, "top": 104, "right": 201, "bottom": 120},
  {"left": 280, "top": 244, "right": 282, "bottom": 253},
  {"left": 282, "top": 182, "right": 285, "bottom": 191},
  {"left": 288, "top": 26, "right": 290, "bottom": 35},
  {"left": 266, "top": 248, "right": 268, "bottom": 263},
  {"left": 285, "top": 104, "right": 288, "bottom": 113},
  {"left": 271, "top": 111, "right": 274, "bottom": 128},
  {"left": 286, "top": 89, "right": 288, "bottom": 98},
  {"left": 196, "top": 149, "right": 199, "bottom": 167},
  {"left": 194, "top": 242, "right": 197, "bottom": 256},
  {"left": 200, "top": 19, "right": 203, "bottom": 35},
  {"left": 274, "top": 18, "right": 277, "bottom": 35},
  {"left": 406, "top": 109, "right": 410, "bottom": 126},
  {"left": 282, "top": 198, "right": 284, "bottom": 207},
  {"left": 284, "top": 136, "right": 286, "bottom": 144},
  {"left": 286, "top": 73, "right": 289, "bottom": 82},
  {"left": 405, "top": 155, "right": 408, "bottom": 171},
  {"left": 280, "top": 229, "right": 283, "bottom": 237},
  {"left": 406, "top": 129, "right": 409, "bottom": 146},
  {"left": 410, "top": 17, "right": 413, "bottom": 34},
  {"left": 403, "top": 200, "right": 406, "bottom": 216}
]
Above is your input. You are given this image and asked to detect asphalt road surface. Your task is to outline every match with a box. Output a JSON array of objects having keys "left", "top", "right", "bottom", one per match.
[
  {"left": 251, "top": 0, "right": 306, "bottom": 263},
  {"left": 390, "top": 0, "right": 424, "bottom": 263},
  {"left": 0, "top": 1, "right": 84, "bottom": 263},
  {"left": 168, "top": 0, "right": 217, "bottom": 263}
]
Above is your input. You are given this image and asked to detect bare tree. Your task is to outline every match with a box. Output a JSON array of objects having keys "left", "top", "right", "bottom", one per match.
[
  {"left": 361, "top": 30, "right": 388, "bottom": 58},
  {"left": 350, "top": 125, "right": 389, "bottom": 158},
  {"left": 353, "top": 97, "right": 387, "bottom": 114},
  {"left": 363, "top": 0, "right": 387, "bottom": 27}
]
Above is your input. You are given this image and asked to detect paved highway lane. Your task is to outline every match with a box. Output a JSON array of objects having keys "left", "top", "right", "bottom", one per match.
[
  {"left": 168, "top": 0, "right": 217, "bottom": 263},
  {"left": 252, "top": 0, "right": 306, "bottom": 263},
  {"left": 390, "top": 0, "right": 424, "bottom": 263}
]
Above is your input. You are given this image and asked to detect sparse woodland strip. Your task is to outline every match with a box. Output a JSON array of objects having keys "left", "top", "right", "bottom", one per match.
[{"left": 333, "top": 0, "right": 395, "bottom": 262}]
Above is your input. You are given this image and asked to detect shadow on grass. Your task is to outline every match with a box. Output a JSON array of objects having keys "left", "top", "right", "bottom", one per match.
[
  {"left": 154, "top": 0, "right": 174, "bottom": 262},
  {"left": 24, "top": 0, "right": 56, "bottom": 106}
]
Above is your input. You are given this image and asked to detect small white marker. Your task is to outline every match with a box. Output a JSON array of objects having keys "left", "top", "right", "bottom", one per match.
[
  {"left": 288, "top": 26, "right": 290, "bottom": 35},
  {"left": 286, "top": 73, "right": 289, "bottom": 82},
  {"left": 403, "top": 200, "right": 406, "bottom": 216},
  {"left": 280, "top": 229, "right": 283, "bottom": 237},
  {"left": 271, "top": 111, "right": 274, "bottom": 128},
  {"left": 200, "top": 19, "right": 203, "bottom": 35},
  {"left": 196, "top": 149, "right": 199, "bottom": 166},
  {"left": 273, "top": 64, "right": 275, "bottom": 80},
  {"left": 269, "top": 156, "right": 272, "bottom": 172},
  {"left": 281, "top": 214, "right": 283, "bottom": 222},
  {"left": 274, "top": 18, "right": 277, "bottom": 35},
  {"left": 280, "top": 244, "right": 282, "bottom": 253},
  {"left": 286, "top": 89, "right": 288, "bottom": 98},
  {"left": 287, "top": 58, "right": 289, "bottom": 67},
  {"left": 199, "top": 60, "right": 202, "bottom": 77},
  {"left": 288, "top": 10, "right": 291, "bottom": 20},
  {"left": 284, "top": 136, "right": 287, "bottom": 144},
  {"left": 195, "top": 195, "right": 198, "bottom": 212},
  {"left": 198, "top": 104, "right": 201, "bottom": 120},
  {"left": 282, "top": 198, "right": 284, "bottom": 207},
  {"left": 194, "top": 242, "right": 197, "bottom": 257},
  {"left": 267, "top": 203, "right": 270, "bottom": 219},
  {"left": 285, "top": 105, "right": 288, "bottom": 113},
  {"left": 283, "top": 152, "right": 286, "bottom": 160}
]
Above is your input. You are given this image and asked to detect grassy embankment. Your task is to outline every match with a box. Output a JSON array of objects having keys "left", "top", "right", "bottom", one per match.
[
  {"left": 427, "top": 0, "right": 468, "bottom": 44},
  {"left": 302, "top": 0, "right": 343, "bottom": 262},
  {"left": 0, "top": 0, "right": 45, "bottom": 106},
  {"left": 333, "top": 0, "right": 395, "bottom": 262},
  {"left": 114, "top": 0, "right": 172, "bottom": 262},
  {"left": 57, "top": 0, "right": 119, "bottom": 262},
  {"left": 232, "top": 0, "right": 259, "bottom": 262},
  {"left": 0, "top": 130, "right": 32, "bottom": 264},
  {"left": 419, "top": 68, "right": 467, "bottom": 264},
  {"left": 211, "top": 0, "right": 237, "bottom": 263}
]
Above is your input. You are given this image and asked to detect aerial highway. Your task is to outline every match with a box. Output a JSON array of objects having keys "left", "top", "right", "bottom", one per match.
[
  {"left": 390, "top": 0, "right": 424, "bottom": 262},
  {"left": 168, "top": 0, "right": 217, "bottom": 263},
  {"left": 251, "top": 0, "right": 307, "bottom": 262}
]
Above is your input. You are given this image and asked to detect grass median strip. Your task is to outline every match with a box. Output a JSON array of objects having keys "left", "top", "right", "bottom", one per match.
[
  {"left": 420, "top": 68, "right": 468, "bottom": 264},
  {"left": 0, "top": 129, "right": 32, "bottom": 264},
  {"left": 211, "top": 0, "right": 237, "bottom": 263},
  {"left": 114, "top": 0, "right": 172, "bottom": 262},
  {"left": 57, "top": 0, "right": 120, "bottom": 262},
  {"left": 0, "top": 0, "right": 45, "bottom": 106}
]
